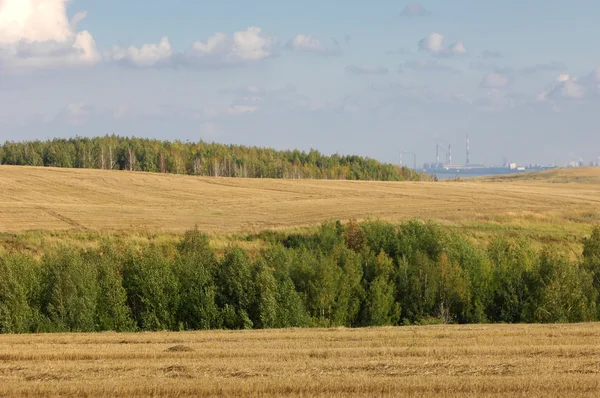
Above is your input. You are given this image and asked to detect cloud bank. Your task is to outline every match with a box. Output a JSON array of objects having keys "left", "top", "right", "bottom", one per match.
[
  {"left": 418, "top": 33, "right": 467, "bottom": 57},
  {"left": 0, "top": 0, "right": 100, "bottom": 71},
  {"left": 287, "top": 34, "right": 341, "bottom": 56},
  {"left": 108, "top": 27, "right": 277, "bottom": 68},
  {"left": 538, "top": 69, "right": 600, "bottom": 101}
]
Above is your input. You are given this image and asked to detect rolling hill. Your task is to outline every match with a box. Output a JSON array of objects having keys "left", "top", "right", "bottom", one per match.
[{"left": 1, "top": 165, "right": 599, "bottom": 235}]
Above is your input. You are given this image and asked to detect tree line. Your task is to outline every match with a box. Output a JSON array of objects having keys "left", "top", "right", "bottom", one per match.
[
  {"left": 0, "top": 136, "right": 427, "bottom": 181},
  {"left": 1, "top": 221, "right": 599, "bottom": 333}
]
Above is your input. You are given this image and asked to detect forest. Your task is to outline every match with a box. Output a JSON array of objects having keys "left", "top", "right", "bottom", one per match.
[
  {"left": 1, "top": 220, "right": 599, "bottom": 333},
  {"left": 0, "top": 136, "right": 426, "bottom": 181}
]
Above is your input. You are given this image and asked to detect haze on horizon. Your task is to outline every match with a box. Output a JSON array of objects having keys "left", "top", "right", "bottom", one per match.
[{"left": 1, "top": 0, "right": 599, "bottom": 167}]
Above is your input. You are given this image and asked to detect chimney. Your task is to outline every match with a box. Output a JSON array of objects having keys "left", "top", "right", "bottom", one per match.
[{"left": 466, "top": 135, "right": 470, "bottom": 166}]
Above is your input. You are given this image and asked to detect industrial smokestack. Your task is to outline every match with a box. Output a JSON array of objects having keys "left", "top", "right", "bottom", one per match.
[
  {"left": 448, "top": 144, "right": 452, "bottom": 165},
  {"left": 436, "top": 144, "right": 439, "bottom": 164},
  {"left": 466, "top": 135, "right": 470, "bottom": 166}
]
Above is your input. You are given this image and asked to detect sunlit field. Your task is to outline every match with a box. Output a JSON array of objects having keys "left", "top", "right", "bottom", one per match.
[
  {"left": 1, "top": 324, "right": 599, "bottom": 397},
  {"left": 2, "top": 166, "right": 600, "bottom": 397},
  {"left": 1, "top": 166, "right": 599, "bottom": 237}
]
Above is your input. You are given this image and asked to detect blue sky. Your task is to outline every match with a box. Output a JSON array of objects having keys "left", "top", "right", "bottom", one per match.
[{"left": 1, "top": 0, "right": 600, "bottom": 166}]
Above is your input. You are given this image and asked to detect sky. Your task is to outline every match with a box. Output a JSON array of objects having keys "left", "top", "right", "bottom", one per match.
[{"left": 1, "top": 0, "right": 600, "bottom": 167}]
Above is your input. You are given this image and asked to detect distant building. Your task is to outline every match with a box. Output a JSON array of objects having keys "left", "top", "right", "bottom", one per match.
[{"left": 569, "top": 160, "right": 583, "bottom": 168}]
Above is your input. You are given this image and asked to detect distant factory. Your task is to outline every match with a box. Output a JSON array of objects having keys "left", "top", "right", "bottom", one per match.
[
  {"left": 568, "top": 157, "right": 600, "bottom": 168},
  {"left": 422, "top": 135, "right": 556, "bottom": 177}
]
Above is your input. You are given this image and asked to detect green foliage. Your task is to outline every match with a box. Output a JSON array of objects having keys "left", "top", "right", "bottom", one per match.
[
  {"left": 486, "top": 238, "right": 535, "bottom": 323},
  {"left": 0, "top": 253, "right": 39, "bottom": 333},
  {"left": 583, "top": 227, "right": 600, "bottom": 289},
  {"left": 216, "top": 247, "right": 254, "bottom": 329},
  {"left": 331, "top": 246, "right": 364, "bottom": 326},
  {"left": 362, "top": 251, "right": 401, "bottom": 326},
  {"left": 40, "top": 249, "right": 98, "bottom": 332},
  {"left": 583, "top": 226, "right": 600, "bottom": 317},
  {"left": 175, "top": 230, "right": 220, "bottom": 330},
  {"left": 396, "top": 251, "right": 440, "bottom": 323},
  {"left": 437, "top": 252, "right": 471, "bottom": 323},
  {"left": 122, "top": 248, "right": 180, "bottom": 331},
  {"left": 530, "top": 250, "right": 596, "bottom": 323},
  {"left": 360, "top": 221, "right": 399, "bottom": 260},
  {"left": 1, "top": 135, "right": 426, "bottom": 181},
  {"left": 290, "top": 249, "right": 341, "bottom": 325},
  {"left": 262, "top": 245, "right": 308, "bottom": 328},
  {"left": 90, "top": 245, "right": 135, "bottom": 332},
  {"left": 250, "top": 259, "right": 278, "bottom": 329},
  {"left": 1, "top": 221, "right": 600, "bottom": 334}
]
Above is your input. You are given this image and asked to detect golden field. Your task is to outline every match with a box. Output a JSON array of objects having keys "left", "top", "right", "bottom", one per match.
[
  {"left": 1, "top": 166, "right": 600, "bottom": 397},
  {"left": 1, "top": 165, "right": 599, "bottom": 236},
  {"left": 0, "top": 324, "right": 600, "bottom": 397}
]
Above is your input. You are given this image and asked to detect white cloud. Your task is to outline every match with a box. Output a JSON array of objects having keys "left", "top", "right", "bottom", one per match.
[
  {"left": 449, "top": 41, "right": 467, "bottom": 56},
  {"left": 108, "top": 37, "right": 173, "bottom": 68},
  {"left": 0, "top": 0, "right": 71, "bottom": 43},
  {"left": 0, "top": 0, "right": 100, "bottom": 71},
  {"left": 537, "top": 69, "right": 600, "bottom": 101},
  {"left": 419, "top": 33, "right": 445, "bottom": 53},
  {"left": 481, "top": 72, "right": 510, "bottom": 88},
  {"left": 184, "top": 27, "right": 276, "bottom": 67},
  {"left": 231, "top": 27, "right": 275, "bottom": 61},
  {"left": 191, "top": 33, "right": 228, "bottom": 55},
  {"left": 400, "top": 2, "right": 430, "bottom": 17},
  {"left": 287, "top": 34, "right": 340, "bottom": 55},
  {"left": 70, "top": 11, "right": 88, "bottom": 32},
  {"left": 288, "top": 34, "right": 326, "bottom": 53},
  {"left": 418, "top": 33, "right": 467, "bottom": 57},
  {"left": 106, "top": 27, "right": 276, "bottom": 69},
  {"left": 560, "top": 80, "right": 586, "bottom": 99},
  {"left": 345, "top": 65, "right": 389, "bottom": 75}
]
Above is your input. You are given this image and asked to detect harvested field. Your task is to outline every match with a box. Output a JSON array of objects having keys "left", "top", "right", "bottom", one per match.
[
  {"left": 0, "top": 324, "right": 599, "bottom": 397},
  {"left": 1, "top": 166, "right": 599, "bottom": 235}
]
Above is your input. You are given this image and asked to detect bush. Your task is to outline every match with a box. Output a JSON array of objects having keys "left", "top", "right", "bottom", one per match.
[
  {"left": 1, "top": 221, "right": 600, "bottom": 334},
  {"left": 91, "top": 245, "right": 135, "bottom": 332},
  {"left": 216, "top": 247, "right": 254, "bottom": 329},
  {"left": 40, "top": 249, "right": 98, "bottom": 332},
  {"left": 175, "top": 229, "right": 220, "bottom": 330},
  {"left": 122, "top": 248, "right": 179, "bottom": 331},
  {"left": 0, "top": 253, "right": 39, "bottom": 333}
]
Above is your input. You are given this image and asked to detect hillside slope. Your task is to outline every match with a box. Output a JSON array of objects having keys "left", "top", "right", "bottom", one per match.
[
  {"left": 477, "top": 167, "right": 600, "bottom": 184},
  {"left": 1, "top": 166, "right": 599, "bottom": 234}
]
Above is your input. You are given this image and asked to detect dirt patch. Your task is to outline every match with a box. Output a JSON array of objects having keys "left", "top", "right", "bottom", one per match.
[
  {"left": 165, "top": 345, "right": 194, "bottom": 352},
  {"left": 225, "top": 370, "right": 264, "bottom": 379},
  {"left": 24, "top": 372, "right": 73, "bottom": 382},
  {"left": 163, "top": 365, "right": 193, "bottom": 379}
]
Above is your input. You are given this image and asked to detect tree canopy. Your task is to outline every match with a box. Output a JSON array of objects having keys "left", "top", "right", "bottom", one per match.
[{"left": 0, "top": 135, "right": 428, "bottom": 181}]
